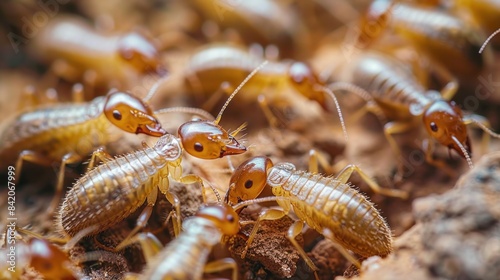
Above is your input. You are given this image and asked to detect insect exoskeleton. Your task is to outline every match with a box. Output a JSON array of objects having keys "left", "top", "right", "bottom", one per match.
[
  {"left": 31, "top": 15, "right": 166, "bottom": 89},
  {"left": 331, "top": 51, "right": 500, "bottom": 177},
  {"left": 57, "top": 61, "right": 268, "bottom": 250},
  {"left": 123, "top": 203, "right": 240, "bottom": 280},
  {"left": 0, "top": 84, "right": 166, "bottom": 213},
  {"left": 225, "top": 156, "right": 401, "bottom": 276}
]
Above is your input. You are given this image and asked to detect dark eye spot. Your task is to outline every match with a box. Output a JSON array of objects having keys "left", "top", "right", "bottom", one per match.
[
  {"left": 244, "top": 180, "right": 253, "bottom": 189},
  {"left": 227, "top": 214, "right": 235, "bottom": 223},
  {"left": 430, "top": 122, "right": 438, "bottom": 132},
  {"left": 112, "top": 110, "right": 122, "bottom": 120},
  {"left": 194, "top": 143, "right": 203, "bottom": 152}
]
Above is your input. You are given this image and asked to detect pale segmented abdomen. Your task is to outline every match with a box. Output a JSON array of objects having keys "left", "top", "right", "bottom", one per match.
[
  {"left": 268, "top": 164, "right": 392, "bottom": 257},
  {"left": 140, "top": 219, "right": 219, "bottom": 280},
  {"left": 0, "top": 97, "right": 109, "bottom": 169},
  {"left": 59, "top": 148, "right": 167, "bottom": 237},
  {"left": 351, "top": 53, "right": 432, "bottom": 120}
]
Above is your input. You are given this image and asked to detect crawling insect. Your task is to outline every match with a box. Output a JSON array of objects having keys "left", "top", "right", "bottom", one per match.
[
  {"left": 31, "top": 15, "right": 166, "bottom": 89},
  {"left": 188, "top": 0, "right": 308, "bottom": 58},
  {"left": 185, "top": 44, "right": 347, "bottom": 136},
  {"left": 360, "top": 0, "right": 490, "bottom": 81},
  {"left": 123, "top": 203, "right": 240, "bottom": 280},
  {"left": 332, "top": 51, "right": 500, "bottom": 176},
  {"left": 0, "top": 83, "right": 166, "bottom": 213},
  {"left": 1, "top": 228, "right": 123, "bottom": 280},
  {"left": 57, "top": 62, "right": 267, "bottom": 250},
  {"left": 225, "top": 156, "right": 404, "bottom": 276}
]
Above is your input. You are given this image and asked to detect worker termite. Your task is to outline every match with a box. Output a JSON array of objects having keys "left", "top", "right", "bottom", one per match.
[
  {"left": 0, "top": 81, "right": 168, "bottom": 214},
  {"left": 122, "top": 203, "right": 240, "bottom": 280},
  {"left": 360, "top": 0, "right": 491, "bottom": 82},
  {"left": 1, "top": 227, "right": 123, "bottom": 280},
  {"left": 57, "top": 62, "right": 267, "bottom": 250},
  {"left": 185, "top": 44, "right": 348, "bottom": 138},
  {"left": 31, "top": 15, "right": 166, "bottom": 90},
  {"left": 188, "top": 0, "right": 309, "bottom": 58},
  {"left": 224, "top": 156, "right": 406, "bottom": 276},
  {"left": 331, "top": 51, "right": 500, "bottom": 177}
]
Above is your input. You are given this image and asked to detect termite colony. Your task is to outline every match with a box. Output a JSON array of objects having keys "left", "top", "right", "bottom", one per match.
[{"left": 1, "top": 0, "right": 499, "bottom": 279}]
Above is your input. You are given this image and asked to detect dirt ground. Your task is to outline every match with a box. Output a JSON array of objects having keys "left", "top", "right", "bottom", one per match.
[{"left": 1, "top": 1, "right": 500, "bottom": 280}]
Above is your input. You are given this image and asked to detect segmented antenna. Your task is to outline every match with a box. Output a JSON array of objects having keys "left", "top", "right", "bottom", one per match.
[
  {"left": 214, "top": 61, "right": 269, "bottom": 124},
  {"left": 452, "top": 136, "right": 473, "bottom": 169},
  {"left": 315, "top": 85, "right": 349, "bottom": 142},
  {"left": 143, "top": 76, "right": 169, "bottom": 102},
  {"left": 155, "top": 107, "right": 215, "bottom": 121},
  {"left": 479, "top": 27, "right": 500, "bottom": 54}
]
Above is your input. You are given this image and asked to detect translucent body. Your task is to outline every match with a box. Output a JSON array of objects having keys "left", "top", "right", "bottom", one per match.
[
  {"left": 59, "top": 134, "right": 182, "bottom": 236},
  {"left": 0, "top": 92, "right": 164, "bottom": 170},
  {"left": 136, "top": 204, "right": 239, "bottom": 280},
  {"left": 32, "top": 16, "right": 165, "bottom": 87},
  {"left": 185, "top": 44, "right": 327, "bottom": 108},
  {"left": 268, "top": 163, "right": 392, "bottom": 257}
]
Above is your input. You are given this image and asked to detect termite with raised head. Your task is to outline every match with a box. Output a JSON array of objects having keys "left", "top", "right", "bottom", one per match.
[
  {"left": 360, "top": 0, "right": 491, "bottom": 82},
  {"left": 331, "top": 51, "right": 500, "bottom": 177},
  {"left": 224, "top": 156, "right": 406, "bottom": 276},
  {"left": 123, "top": 203, "right": 240, "bottom": 280},
  {"left": 185, "top": 44, "right": 347, "bottom": 136},
  {"left": 31, "top": 15, "right": 166, "bottom": 90},
  {"left": 57, "top": 62, "right": 267, "bottom": 250},
  {"left": 0, "top": 82, "right": 167, "bottom": 214}
]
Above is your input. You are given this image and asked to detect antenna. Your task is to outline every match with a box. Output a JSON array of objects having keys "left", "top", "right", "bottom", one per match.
[
  {"left": 479, "top": 27, "right": 500, "bottom": 54},
  {"left": 214, "top": 60, "right": 268, "bottom": 124}
]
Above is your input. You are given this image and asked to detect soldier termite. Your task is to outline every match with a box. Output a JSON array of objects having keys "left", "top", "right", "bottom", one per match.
[
  {"left": 122, "top": 203, "right": 240, "bottom": 280},
  {"left": 224, "top": 156, "right": 406, "bottom": 277},
  {"left": 0, "top": 81, "right": 168, "bottom": 214},
  {"left": 56, "top": 61, "right": 268, "bottom": 250}
]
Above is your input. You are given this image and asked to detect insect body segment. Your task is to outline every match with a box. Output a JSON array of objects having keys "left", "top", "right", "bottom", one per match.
[
  {"left": 125, "top": 204, "right": 240, "bottom": 280},
  {"left": 335, "top": 52, "right": 480, "bottom": 172},
  {"left": 186, "top": 44, "right": 328, "bottom": 111},
  {"left": 32, "top": 16, "right": 166, "bottom": 88},
  {"left": 226, "top": 156, "right": 396, "bottom": 273}
]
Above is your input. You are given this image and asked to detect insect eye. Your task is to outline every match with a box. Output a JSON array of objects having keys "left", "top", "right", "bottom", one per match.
[
  {"left": 112, "top": 110, "right": 122, "bottom": 120},
  {"left": 194, "top": 143, "right": 204, "bottom": 152},
  {"left": 430, "top": 122, "right": 438, "bottom": 132},
  {"left": 244, "top": 180, "right": 253, "bottom": 189}
]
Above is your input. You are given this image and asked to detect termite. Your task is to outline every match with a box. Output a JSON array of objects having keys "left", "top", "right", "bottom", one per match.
[
  {"left": 0, "top": 82, "right": 167, "bottom": 213},
  {"left": 360, "top": 0, "right": 491, "bottom": 81},
  {"left": 188, "top": 0, "right": 309, "bottom": 58},
  {"left": 331, "top": 51, "right": 500, "bottom": 176},
  {"left": 123, "top": 203, "right": 240, "bottom": 280},
  {"left": 185, "top": 44, "right": 348, "bottom": 138},
  {"left": 57, "top": 62, "right": 267, "bottom": 250},
  {"left": 454, "top": 0, "right": 500, "bottom": 48},
  {"left": 1, "top": 227, "right": 123, "bottom": 280},
  {"left": 224, "top": 156, "right": 406, "bottom": 276},
  {"left": 31, "top": 15, "right": 166, "bottom": 90}
]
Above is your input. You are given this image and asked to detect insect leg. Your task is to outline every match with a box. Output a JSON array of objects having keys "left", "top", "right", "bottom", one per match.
[
  {"left": 421, "top": 138, "right": 456, "bottom": 177},
  {"left": 87, "top": 147, "right": 113, "bottom": 171},
  {"left": 49, "top": 152, "right": 83, "bottom": 214},
  {"left": 15, "top": 150, "right": 54, "bottom": 187},
  {"left": 287, "top": 221, "right": 320, "bottom": 279},
  {"left": 116, "top": 188, "right": 158, "bottom": 251},
  {"left": 203, "top": 258, "right": 238, "bottom": 280},
  {"left": 335, "top": 164, "right": 408, "bottom": 199},
  {"left": 384, "top": 120, "right": 415, "bottom": 179},
  {"left": 257, "top": 94, "right": 282, "bottom": 128},
  {"left": 321, "top": 229, "right": 361, "bottom": 268}
]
